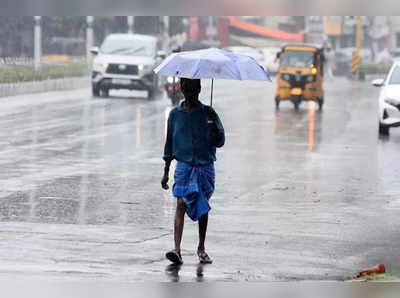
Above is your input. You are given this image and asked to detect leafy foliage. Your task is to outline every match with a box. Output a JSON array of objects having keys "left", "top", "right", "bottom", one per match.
[{"left": 0, "top": 17, "right": 186, "bottom": 57}]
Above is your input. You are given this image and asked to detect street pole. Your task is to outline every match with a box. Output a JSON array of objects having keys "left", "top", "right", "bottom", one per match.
[
  {"left": 356, "top": 16, "right": 361, "bottom": 59},
  {"left": 34, "top": 16, "right": 42, "bottom": 71},
  {"left": 127, "top": 16, "right": 134, "bottom": 34},
  {"left": 163, "top": 16, "right": 169, "bottom": 51},
  {"left": 206, "top": 16, "right": 216, "bottom": 43},
  {"left": 86, "top": 16, "right": 94, "bottom": 64},
  {"left": 351, "top": 16, "right": 362, "bottom": 78}
]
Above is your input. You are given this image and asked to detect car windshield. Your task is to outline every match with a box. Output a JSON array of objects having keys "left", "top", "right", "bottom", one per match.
[
  {"left": 100, "top": 38, "right": 155, "bottom": 56},
  {"left": 389, "top": 66, "right": 400, "bottom": 84},
  {"left": 281, "top": 50, "right": 315, "bottom": 67}
]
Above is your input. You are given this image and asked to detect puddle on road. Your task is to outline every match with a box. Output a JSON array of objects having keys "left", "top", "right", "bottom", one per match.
[{"left": 308, "top": 101, "right": 316, "bottom": 152}]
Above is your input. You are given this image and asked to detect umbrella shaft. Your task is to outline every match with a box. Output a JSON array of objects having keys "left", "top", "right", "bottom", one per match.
[{"left": 211, "top": 79, "right": 213, "bottom": 107}]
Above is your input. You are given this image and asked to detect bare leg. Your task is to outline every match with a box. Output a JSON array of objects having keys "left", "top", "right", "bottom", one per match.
[
  {"left": 174, "top": 197, "right": 186, "bottom": 252},
  {"left": 197, "top": 213, "right": 212, "bottom": 263},
  {"left": 198, "top": 213, "right": 208, "bottom": 252}
]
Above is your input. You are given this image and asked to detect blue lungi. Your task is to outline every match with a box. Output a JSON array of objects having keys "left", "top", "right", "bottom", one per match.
[{"left": 173, "top": 161, "right": 215, "bottom": 221}]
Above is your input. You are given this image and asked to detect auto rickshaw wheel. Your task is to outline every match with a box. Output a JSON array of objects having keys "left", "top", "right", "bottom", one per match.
[
  {"left": 292, "top": 95, "right": 303, "bottom": 111},
  {"left": 275, "top": 96, "right": 280, "bottom": 109},
  {"left": 317, "top": 98, "right": 324, "bottom": 110},
  {"left": 293, "top": 96, "right": 301, "bottom": 111}
]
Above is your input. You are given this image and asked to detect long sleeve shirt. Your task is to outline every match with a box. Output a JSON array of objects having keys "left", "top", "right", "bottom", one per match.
[{"left": 163, "top": 102, "right": 225, "bottom": 166}]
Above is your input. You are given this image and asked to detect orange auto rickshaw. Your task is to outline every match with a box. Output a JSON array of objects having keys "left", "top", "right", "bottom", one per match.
[{"left": 275, "top": 44, "right": 325, "bottom": 110}]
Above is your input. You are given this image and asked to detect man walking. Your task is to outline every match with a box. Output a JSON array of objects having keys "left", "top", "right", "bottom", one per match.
[{"left": 161, "top": 78, "right": 225, "bottom": 265}]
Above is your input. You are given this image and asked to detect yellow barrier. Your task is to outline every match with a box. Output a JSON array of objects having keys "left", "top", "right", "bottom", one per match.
[{"left": 42, "top": 55, "right": 70, "bottom": 63}]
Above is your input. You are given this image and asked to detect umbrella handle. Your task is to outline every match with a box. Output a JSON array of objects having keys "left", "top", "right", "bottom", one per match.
[{"left": 210, "top": 79, "right": 214, "bottom": 107}]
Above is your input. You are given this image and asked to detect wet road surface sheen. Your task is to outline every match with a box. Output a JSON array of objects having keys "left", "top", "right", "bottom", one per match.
[{"left": 0, "top": 79, "right": 399, "bottom": 281}]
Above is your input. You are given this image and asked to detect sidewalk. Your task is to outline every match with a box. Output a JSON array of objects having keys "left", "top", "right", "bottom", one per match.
[{"left": 0, "top": 76, "right": 89, "bottom": 98}]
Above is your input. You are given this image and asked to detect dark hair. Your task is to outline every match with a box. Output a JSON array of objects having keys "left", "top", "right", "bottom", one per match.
[{"left": 180, "top": 78, "right": 201, "bottom": 93}]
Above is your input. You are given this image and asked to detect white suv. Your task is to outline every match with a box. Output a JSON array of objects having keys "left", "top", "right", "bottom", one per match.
[
  {"left": 91, "top": 34, "right": 165, "bottom": 98},
  {"left": 372, "top": 61, "right": 400, "bottom": 135}
]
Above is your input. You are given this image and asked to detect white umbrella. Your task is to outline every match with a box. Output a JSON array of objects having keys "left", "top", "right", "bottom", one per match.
[{"left": 154, "top": 47, "right": 271, "bottom": 106}]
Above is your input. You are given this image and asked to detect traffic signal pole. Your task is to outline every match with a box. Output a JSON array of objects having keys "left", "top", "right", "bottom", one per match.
[
  {"left": 356, "top": 16, "right": 361, "bottom": 56},
  {"left": 351, "top": 16, "right": 362, "bottom": 77},
  {"left": 127, "top": 16, "right": 134, "bottom": 34},
  {"left": 86, "top": 16, "right": 94, "bottom": 64},
  {"left": 34, "top": 16, "right": 42, "bottom": 71}
]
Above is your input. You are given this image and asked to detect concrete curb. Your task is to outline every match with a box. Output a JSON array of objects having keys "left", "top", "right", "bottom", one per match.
[
  {"left": 347, "top": 279, "right": 400, "bottom": 282},
  {"left": 0, "top": 76, "right": 90, "bottom": 98}
]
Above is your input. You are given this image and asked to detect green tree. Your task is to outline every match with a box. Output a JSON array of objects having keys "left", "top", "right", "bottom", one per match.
[{"left": 0, "top": 17, "right": 33, "bottom": 57}]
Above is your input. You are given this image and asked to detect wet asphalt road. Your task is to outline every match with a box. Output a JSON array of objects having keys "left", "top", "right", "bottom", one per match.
[{"left": 0, "top": 77, "right": 399, "bottom": 282}]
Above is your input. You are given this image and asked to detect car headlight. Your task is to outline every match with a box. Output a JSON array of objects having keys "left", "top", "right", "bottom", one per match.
[
  {"left": 93, "top": 62, "right": 108, "bottom": 72},
  {"left": 138, "top": 64, "right": 152, "bottom": 74},
  {"left": 281, "top": 73, "right": 290, "bottom": 81},
  {"left": 306, "top": 75, "right": 316, "bottom": 83},
  {"left": 167, "top": 76, "right": 179, "bottom": 83}
]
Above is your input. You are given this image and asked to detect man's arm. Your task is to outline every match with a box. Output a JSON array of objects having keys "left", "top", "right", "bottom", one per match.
[
  {"left": 161, "top": 159, "right": 171, "bottom": 190},
  {"left": 208, "top": 108, "right": 225, "bottom": 148},
  {"left": 162, "top": 113, "right": 173, "bottom": 190}
]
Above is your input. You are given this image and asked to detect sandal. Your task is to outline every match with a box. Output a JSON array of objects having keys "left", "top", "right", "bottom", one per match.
[
  {"left": 197, "top": 249, "right": 213, "bottom": 264},
  {"left": 166, "top": 249, "right": 183, "bottom": 265}
]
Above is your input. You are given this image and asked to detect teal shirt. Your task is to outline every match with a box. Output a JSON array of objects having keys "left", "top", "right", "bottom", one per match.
[{"left": 163, "top": 102, "right": 225, "bottom": 166}]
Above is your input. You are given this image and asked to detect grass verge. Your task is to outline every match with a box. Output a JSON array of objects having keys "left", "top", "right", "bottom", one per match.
[{"left": 0, "top": 63, "right": 88, "bottom": 84}]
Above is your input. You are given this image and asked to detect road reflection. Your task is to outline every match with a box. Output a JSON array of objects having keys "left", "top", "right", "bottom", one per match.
[
  {"left": 136, "top": 106, "right": 142, "bottom": 149},
  {"left": 78, "top": 101, "right": 90, "bottom": 224},
  {"left": 273, "top": 102, "right": 322, "bottom": 152},
  {"left": 306, "top": 155, "right": 314, "bottom": 209},
  {"left": 28, "top": 105, "right": 38, "bottom": 221},
  {"left": 196, "top": 263, "right": 206, "bottom": 282},
  {"left": 273, "top": 107, "right": 307, "bottom": 135},
  {"left": 165, "top": 263, "right": 182, "bottom": 282},
  {"left": 164, "top": 263, "right": 208, "bottom": 282},
  {"left": 308, "top": 101, "right": 316, "bottom": 152}
]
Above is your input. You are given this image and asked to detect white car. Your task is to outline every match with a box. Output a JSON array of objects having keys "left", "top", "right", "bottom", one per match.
[
  {"left": 372, "top": 61, "right": 400, "bottom": 135},
  {"left": 90, "top": 34, "right": 165, "bottom": 98},
  {"left": 261, "top": 47, "right": 280, "bottom": 75}
]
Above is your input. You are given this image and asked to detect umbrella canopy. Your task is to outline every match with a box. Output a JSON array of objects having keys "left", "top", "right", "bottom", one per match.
[{"left": 154, "top": 47, "right": 271, "bottom": 81}]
